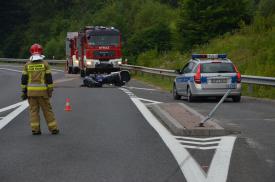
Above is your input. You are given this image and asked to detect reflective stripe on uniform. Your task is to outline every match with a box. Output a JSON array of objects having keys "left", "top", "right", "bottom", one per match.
[
  {"left": 48, "top": 122, "right": 57, "bottom": 127},
  {"left": 22, "top": 71, "right": 28, "bottom": 75},
  {"left": 27, "top": 87, "right": 48, "bottom": 91},
  {"left": 46, "top": 70, "right": 51, "bottom": 74},
  {"left": 27, "top": 64, "right": 45, "bottom": 72},
  {"left": 31, "top": 123, "right": 40, "bottom": 127},
  {"left": 41, "top": 72, "right": 45, "bottom": 84},
  {"left": 28, "top": 72, "right": 32, "bottom": 83},
  {"left": 27, "top": 84, "right": 48, "bottom": 91},
  {"left": 47, "top": 84, "right": 54, "bottom": 88}
]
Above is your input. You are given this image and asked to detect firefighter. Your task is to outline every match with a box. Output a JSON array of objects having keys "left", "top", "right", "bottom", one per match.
[{"left": 21, "top": 43, "right": 59, "bottom": 135}]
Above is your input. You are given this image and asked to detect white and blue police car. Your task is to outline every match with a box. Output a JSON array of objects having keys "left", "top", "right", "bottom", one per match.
[{"left": 173, "top": 54, "right": 242, "bottom": 102}]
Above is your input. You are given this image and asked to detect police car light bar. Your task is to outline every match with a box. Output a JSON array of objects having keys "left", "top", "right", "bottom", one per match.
[{"left": 192, "top": 54, "right": 227, "bottom": 59}]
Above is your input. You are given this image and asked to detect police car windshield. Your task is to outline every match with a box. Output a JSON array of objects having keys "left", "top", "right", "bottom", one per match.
[{"left": 201, "top": 63, "right": 235, "bottom": 73}]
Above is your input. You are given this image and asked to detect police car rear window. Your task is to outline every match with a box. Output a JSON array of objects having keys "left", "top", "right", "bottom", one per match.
[{"left": 201, "top": 63, "right": 235, "bottom": 73}]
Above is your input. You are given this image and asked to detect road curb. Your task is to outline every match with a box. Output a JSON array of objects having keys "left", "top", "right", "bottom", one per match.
[{"left": 149, "top": 102, "right": 241, "bottom": 136}]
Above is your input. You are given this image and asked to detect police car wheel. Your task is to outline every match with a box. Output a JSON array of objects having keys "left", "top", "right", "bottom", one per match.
[
  {"left": 232, "top": 96, "right": 241, "bottom": 102},
  {"left": 173, "top": 85, "right": 181, "bottom": 100},
  {"left": 187, "top": 87, "right": 194, "bottom": 102}
]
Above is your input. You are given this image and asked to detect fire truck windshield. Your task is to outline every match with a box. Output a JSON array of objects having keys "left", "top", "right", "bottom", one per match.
[{"left": 88, "top": 35, "right": 120, "bottom": 46}]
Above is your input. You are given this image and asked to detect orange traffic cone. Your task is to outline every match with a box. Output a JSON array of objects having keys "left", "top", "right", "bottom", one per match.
[{"left": 64, "top": 98, "right": 72, "bottom": 111}]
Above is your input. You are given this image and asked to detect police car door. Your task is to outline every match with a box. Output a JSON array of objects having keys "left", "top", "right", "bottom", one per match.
[{"left": 177, "top": 62, "right": 195, "bottom": 95}]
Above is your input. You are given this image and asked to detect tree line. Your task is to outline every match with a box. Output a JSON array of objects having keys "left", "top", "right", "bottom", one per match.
[{"left": 0, "top": 0, "right": 274, "bottom": 63}]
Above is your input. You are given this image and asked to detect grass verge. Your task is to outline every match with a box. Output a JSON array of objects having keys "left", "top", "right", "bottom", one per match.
[{"left": 132, "top": 72, "right": 174, "bottom": 92}]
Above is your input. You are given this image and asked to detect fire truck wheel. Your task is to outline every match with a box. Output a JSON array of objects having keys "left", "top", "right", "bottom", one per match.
[
  {"left": 80, "top": 70, "right": 85, "bottom": 77},
  {"left": 68, "top": 67, "right": 72, "bottom": 74},
  {"left": 72, "top": 67, "right": 79, "bottom": 74}
]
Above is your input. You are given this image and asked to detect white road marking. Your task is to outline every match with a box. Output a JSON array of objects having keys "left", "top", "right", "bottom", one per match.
[
  {"left": 0, "top": 65, "right": 23, "bottom": 68},
  {"left": 0, "top": 101, "right": 26, "bottom": 112},
  {"left": 137, "top": 98, "right": 162, "bottom": 104},
  {"left": 176, "top": 136, "right": 222, "bottom": 141},
  {"left": 179, "top": 140, "right": 220, "bottom": 145},
  {"left": 0, "top": 68, "right": 22, "bottom": 73},
  {"left": 123, "top": 86, "right": 157, "bottom": 91},
  {"left": 51, "top": 68, "right": 64, "bottom": 73},
  {"left": 206, "top": 136, "right": 236, "bottom": 182},
  {"left": 120, "top": 88, "right": 237, "bottom": 182},
  {"left": 0, "top": 101, "right": 29, "bottom": 130},
  {"left": 53, "top": 78, "right": 77, "bottom": 84},
  {"left": 181, "top": 145, "right": 219, "bottom": 150},
  {"left": 119, "top": 88, "right": 162, "bottom": 104}
]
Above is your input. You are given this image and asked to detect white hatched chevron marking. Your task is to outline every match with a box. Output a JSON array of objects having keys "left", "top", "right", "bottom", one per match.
[
  {"left": 181, "top": 145, "right": 219, "bottom": 150},
  {"left": 179, "top": 140, "right": 220, "bottom": 146},
  {"left": 176, "top": 136, "right": 222, "bottom": 141},
  {"left": 176, "top": 136, "right": 221, "bottom": 150},
  {"left": 120, "top": 87, "right": 237, "bottom": 182},
  {"left": 0, "top": 100, "right": 29, "bottom": 130}
]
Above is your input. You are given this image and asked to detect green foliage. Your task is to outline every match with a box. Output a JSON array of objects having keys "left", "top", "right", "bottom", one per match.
[
  {"left": 258, "top": 0, "right": 275, "bottom": 17},
  {"left": 128, "top": 23, "right": 172, "bottom": 55},
  {"left": 136, "top": 50, "right": 187, "bottom": 69},
  {"left": 178, "top": 0, "right": 253, "bottom": 50},
  {"left": 44, "top": 37, "right": 65, "bottom": 59}
]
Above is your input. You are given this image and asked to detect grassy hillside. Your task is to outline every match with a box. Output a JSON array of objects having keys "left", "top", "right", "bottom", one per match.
[{"left": 135, "top": 14, "right": 275, "bottom": 98}]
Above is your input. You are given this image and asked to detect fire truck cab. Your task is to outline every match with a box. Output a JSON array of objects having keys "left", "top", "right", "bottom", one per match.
[{"left": 78, "top": 26, "right": 122, "bottom": 77}]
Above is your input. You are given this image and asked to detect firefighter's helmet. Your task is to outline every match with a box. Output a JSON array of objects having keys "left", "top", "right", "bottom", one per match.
[{"left": 29, "top": 44, "right": 45, "bottom": 61}]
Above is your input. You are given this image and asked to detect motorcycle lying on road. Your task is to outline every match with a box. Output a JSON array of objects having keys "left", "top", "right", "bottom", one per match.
[{"left": 82, "top": 70, "right": 131, "bottom": 87}]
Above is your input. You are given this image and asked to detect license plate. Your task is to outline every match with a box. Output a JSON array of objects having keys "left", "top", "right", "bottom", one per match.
[
  {"left": 211, "top": 79, "right": 227, "bottom": 83},
  {"left": 227, "top": 84, "right": 237, "bottom": 89}
]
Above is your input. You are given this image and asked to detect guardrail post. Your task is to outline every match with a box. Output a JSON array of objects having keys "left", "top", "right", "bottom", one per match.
[{"left": 248, "top": 84, "right": 253, "bottom": 93}]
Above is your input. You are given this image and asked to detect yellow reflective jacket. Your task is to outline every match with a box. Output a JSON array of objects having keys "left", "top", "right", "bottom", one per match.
[{"left": 21, "top": 60, "right": 53, "bottom": 97}]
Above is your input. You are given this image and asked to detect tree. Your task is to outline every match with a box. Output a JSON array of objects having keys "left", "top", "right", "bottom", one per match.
[
  {"left": 128, "top": 22, "right": 172, "bottom": 55},
  {"left": 178, "top": 0, "right": 253, "bottom": 50},
  {"left": 259, "top": 0, "right": 275, "bottom": 17}
]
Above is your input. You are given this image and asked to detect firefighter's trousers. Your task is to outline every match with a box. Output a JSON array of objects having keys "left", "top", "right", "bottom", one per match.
[{"left": 28, "top": 97, "right": 58, "bottom": 132}]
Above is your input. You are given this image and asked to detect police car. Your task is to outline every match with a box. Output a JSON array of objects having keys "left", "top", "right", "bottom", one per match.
[{"left": 173, "top": 54, "right": 241, "bottom": 102}]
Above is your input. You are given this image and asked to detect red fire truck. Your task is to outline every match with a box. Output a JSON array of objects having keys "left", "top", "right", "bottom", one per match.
[
  {"left": 77, "top": 26, "right": 122, "bottom": 77},
  {"left": 65, "top": 32, "right": 79, "bottom": 74}
]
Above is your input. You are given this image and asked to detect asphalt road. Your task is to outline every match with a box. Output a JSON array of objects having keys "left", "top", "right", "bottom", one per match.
[
  {"left": 125, "top": 79, "right": 275, "bottom": 182},
  {"left": 0, "top": 64, "right": 274, "bottom": 182}
]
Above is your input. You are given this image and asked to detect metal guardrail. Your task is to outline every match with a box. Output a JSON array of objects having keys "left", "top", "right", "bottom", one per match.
[
  {"left": 120, "top": 64, "right": 177, "bottom": 77},
  {"left": 0, "top": 58, "right": 274, "bottom": 87},
  {"left": 120, "top": 64, "right": 275, "bottom": 87},
  {"left": 0, "top": 58, "right": 66, "bottom": 64}
]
